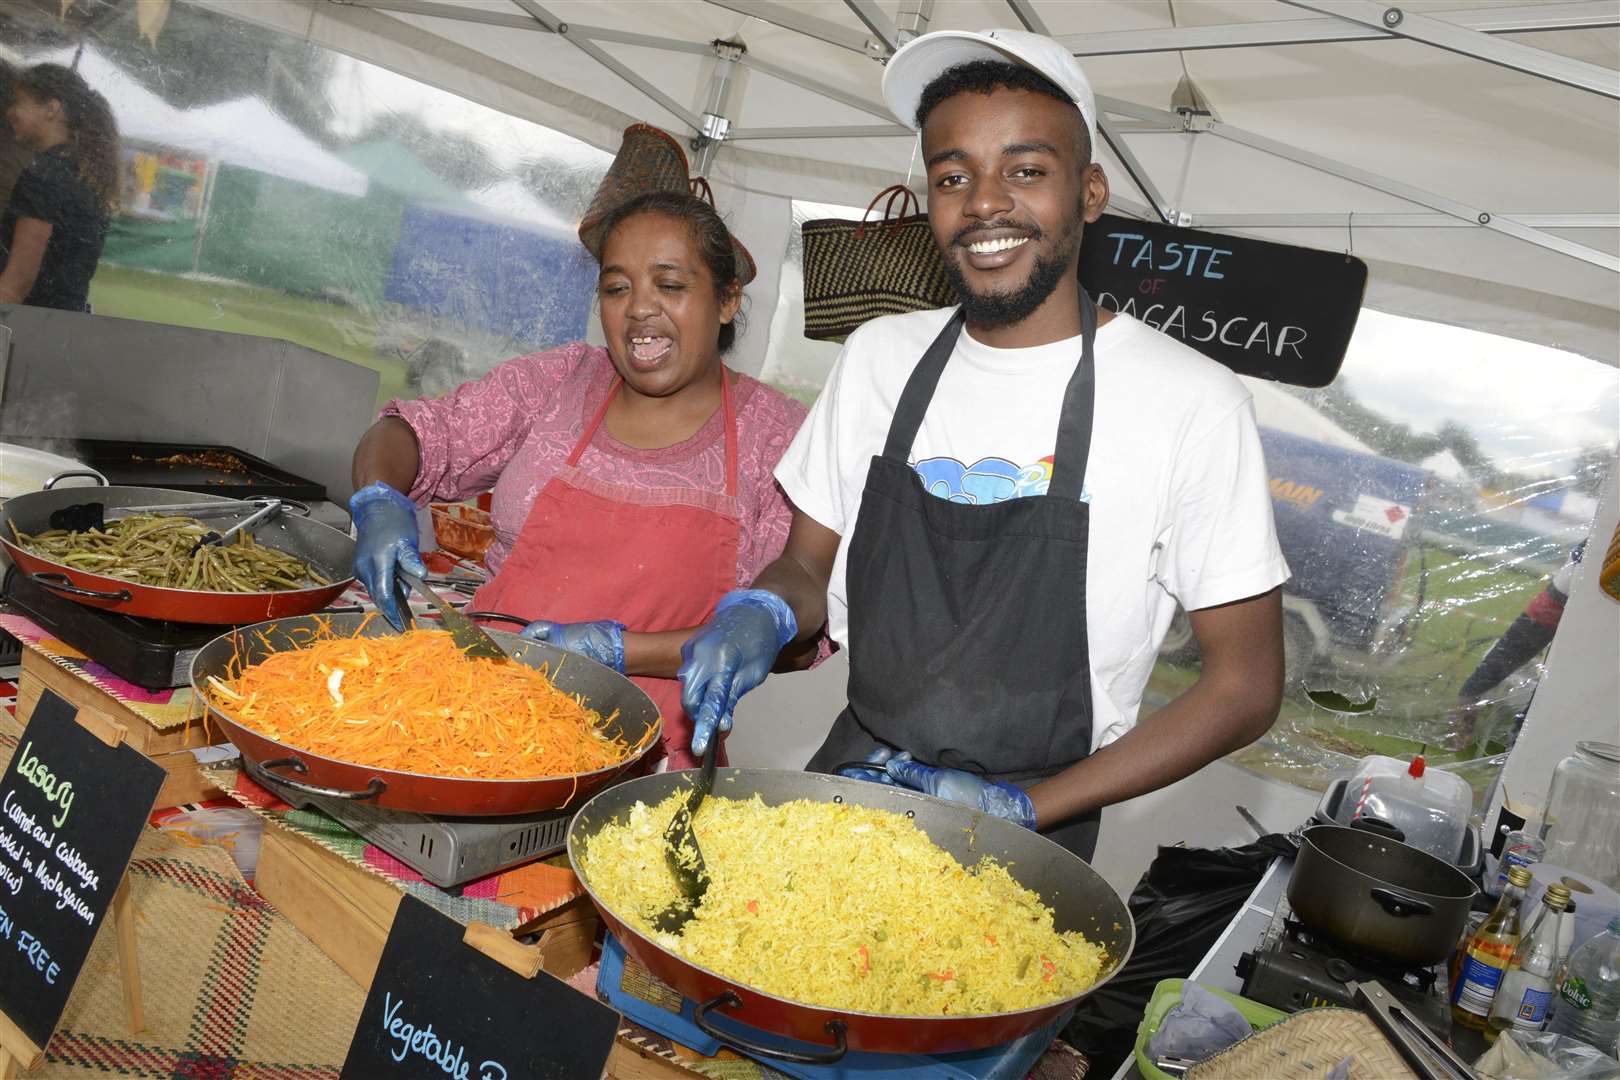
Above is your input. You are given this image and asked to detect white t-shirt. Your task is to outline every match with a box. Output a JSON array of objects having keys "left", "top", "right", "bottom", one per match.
[{"left": 775, "top": 307, "right": 1290, "bottom": 752}]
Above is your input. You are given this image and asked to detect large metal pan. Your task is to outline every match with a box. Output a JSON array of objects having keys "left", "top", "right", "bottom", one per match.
[
  {"left": 0, "top": 480, "right": 354, "bottom": 623},
  {"left": 569, "top": 769, "right": 1134, "bottom": 1061},
  {"left": 191, "top": 612, "right": 662, "bottom": 815}
]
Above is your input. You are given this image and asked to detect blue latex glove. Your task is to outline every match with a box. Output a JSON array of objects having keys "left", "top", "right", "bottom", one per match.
[
  {"left": 884, "top": 751, "right": 1038, "bottom": 830},
  {"left": 835, "top": 745, "right": 900, "bottom": 786},
  {"left": 519, "top": 619, "right": 626, "bottom": 673},
  {"left": 679, "top": 589, "right": 797, "bottom": 757},
  {"left": 349, "top": 481, "right": 427, "bottom": 632}
]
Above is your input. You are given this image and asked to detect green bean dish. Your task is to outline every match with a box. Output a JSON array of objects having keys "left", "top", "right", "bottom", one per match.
[{"left": 10, "top": 514, "right": 330, "bottom": 593}]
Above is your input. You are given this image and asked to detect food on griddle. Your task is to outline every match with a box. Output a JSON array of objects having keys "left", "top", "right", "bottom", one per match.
[
  {"left": 11, "top": 514, "right": 326, "bottom": 592},
  {"left": 131, "top": 449, "right": 251, "bottom": 473},
  {"left": 582, "top": 794, "right": 1108, "bottom": 1015},
  {"left": 208, "top": 627, "right": 647, "bottom": 780}
]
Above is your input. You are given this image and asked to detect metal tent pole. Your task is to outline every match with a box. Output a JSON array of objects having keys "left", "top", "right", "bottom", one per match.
[
  {"left": 1285, "top": 0, "right": 1620, "bottom": 99},
  {"left": 1058, "top": 2, "right": 1620, "bottom": 56},
  {"left": 508, "top": 0, "right": 703, "bottom": 131}
]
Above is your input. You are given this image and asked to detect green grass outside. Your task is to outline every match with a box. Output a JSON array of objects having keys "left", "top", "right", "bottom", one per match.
[{"left": 89, "top": 265, "right": 409, "bottom": 406}]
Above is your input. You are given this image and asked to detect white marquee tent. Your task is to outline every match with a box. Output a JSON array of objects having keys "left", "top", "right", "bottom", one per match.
[
  {"left": 194, "top": 0, "right": 1618, "bottom": 380},
  {"left": 8, "top": 45, "right": 371, "bottom": 195}
]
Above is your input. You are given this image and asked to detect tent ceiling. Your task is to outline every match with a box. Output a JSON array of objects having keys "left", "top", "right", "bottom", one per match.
[{"left": 193, "top": 0, "right": 1618, "bottom": 363}]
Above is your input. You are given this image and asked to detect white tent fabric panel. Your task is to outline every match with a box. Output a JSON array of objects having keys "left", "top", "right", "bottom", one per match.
[
  {"left": 191, "top": 0, "right": 1618, "bottom": 366},
  {"left": 9, "top": 44, "right": 371, "bottom": 195}
]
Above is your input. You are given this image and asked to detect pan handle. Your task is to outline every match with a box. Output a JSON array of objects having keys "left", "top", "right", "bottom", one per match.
[
  {"left": 32, "top": 572, "right": 132, "bottom": 603},
  {"left": 691, "top": 991, "right": 848, "bottom": 1065},
  {"left": 1351, "top": 816, "right": 1407, "bottom": 842},
  {"left": 463, "top": 610, "right": 527, "bottom": 627},
  {"left": 256, "top": 756, "right": 387, "bottom": 801},
  {"left": 43, "top": 469, "right": 107, "bottom": 489},
  {"left": 1368, "top": 887, "right": 1434, "bottom": 918}
]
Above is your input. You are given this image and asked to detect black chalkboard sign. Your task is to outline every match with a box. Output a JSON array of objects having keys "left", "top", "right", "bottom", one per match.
[
  {"left": 1079, "top": 212, "right": 1368, "bottom": 387},
  {"left": 0, "top": 690, "right": 165, "bottom": 1050},
  {"left": 341, "top": 895, "right": 619, "bottom": 1080}
]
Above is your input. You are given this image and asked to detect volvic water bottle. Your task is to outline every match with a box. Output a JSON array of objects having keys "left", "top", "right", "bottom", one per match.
[{"left": 1548, "top": 915, "right": 1620, "bottom": 1057}]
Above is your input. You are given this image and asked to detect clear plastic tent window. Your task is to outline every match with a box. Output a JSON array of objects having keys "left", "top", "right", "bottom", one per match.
[
  {"left": 764, "top": 201, "right": 1619, "bottom": 805},
  {"left": 0, "top": 2, "right": 610, "bottom": 407}
]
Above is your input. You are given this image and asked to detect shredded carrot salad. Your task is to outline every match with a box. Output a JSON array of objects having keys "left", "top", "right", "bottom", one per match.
[{"left": 207, "top": 626, "right": 649, "bottom": 780}]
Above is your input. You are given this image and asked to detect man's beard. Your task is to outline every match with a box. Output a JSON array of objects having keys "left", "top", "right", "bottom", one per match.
[{"left": 940, "top": 214, "right": 1083, "bottom": 331}]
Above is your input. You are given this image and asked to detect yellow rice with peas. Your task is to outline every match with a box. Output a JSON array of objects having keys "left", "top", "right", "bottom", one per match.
[{"left": 579, "top": 792, "right": 1108, "bottom": 1016}]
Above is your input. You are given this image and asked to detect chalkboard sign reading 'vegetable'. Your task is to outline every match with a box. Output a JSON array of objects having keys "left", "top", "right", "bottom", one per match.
[
  {"left": 0, "top": 690, "right": 165, "bottom": 1051},
  {"left": 1079, "top": 212, "right": 1368, "bottom": 387},
  {"left": 341, "top": 895, "right": 619, "bottom": 1080}
]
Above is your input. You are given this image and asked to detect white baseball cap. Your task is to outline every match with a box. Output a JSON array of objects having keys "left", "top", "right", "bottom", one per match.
[{"left": 882, "top": 28, "right": 1096, "bottom": 150}]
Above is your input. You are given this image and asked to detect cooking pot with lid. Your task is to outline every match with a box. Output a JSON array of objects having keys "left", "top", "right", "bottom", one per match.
[{"left": 1289, "top": 823, "right": 1478, "bottom": 966}]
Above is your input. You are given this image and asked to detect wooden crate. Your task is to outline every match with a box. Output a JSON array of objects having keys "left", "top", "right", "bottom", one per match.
[
  {"left": 254, "top": 821, "right": 695, "bottom": 1078},
  {"left": 14, "top": 648, "right": 226, "bottom": 808}
]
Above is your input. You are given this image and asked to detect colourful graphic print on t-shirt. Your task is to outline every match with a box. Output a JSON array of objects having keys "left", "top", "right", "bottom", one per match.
[{"left": 914, "top": 455, "right": 1089, "bottom": 504}]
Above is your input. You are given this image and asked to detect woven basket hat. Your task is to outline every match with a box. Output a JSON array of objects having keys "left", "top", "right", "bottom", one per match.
[{"left": 577, "top": 123, "right": 756, "bottom": 285}]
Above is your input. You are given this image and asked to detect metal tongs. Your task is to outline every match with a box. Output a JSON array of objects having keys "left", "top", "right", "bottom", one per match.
[
  {"left": 651, "top": 738, "right": 718, "bottom": 935},
  {"left": 48, "top": 495, "right": 299, "bottom": 532},
  {"left": 189, "top": 498, "right": 285, "bottom": 555},
  {"left": 396, "top": 570, "right": 509, "bottom": 661},
  {"left": 1352, "top": 980, "right": 1478, "bottom": 1080}
]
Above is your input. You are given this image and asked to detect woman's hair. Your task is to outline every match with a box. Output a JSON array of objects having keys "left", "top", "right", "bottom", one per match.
[
  {"left": 16, "top": 64, "right": 121, "bottom": 217},
  {"left": 594, "top": 190, "right": 746, "bottom": 354}
]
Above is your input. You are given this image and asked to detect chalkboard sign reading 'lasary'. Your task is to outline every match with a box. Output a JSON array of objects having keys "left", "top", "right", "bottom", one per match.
[
  {"left": 341, "top": 895, "right": 619, "bottom": 1080},
  {"left": 1078, "top": 212, "right": 1369, "bottom": 387},
  {"left": 0, "top": 690, "right": 165, "bottom": 1050}
]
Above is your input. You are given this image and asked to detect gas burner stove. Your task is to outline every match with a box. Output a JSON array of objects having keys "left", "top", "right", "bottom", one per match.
[
  {"left": 244, "top": 756, "right": 572, "bottom": 888},
  {"left": 1, "top": 566, "right": 477, "bottom": 690},
  {"left": 2, "top": 566, "right": 233, "bottom": 688},
  {"left": 596, "top": 934, "right": 1074, "bottom": 1079},
  {"left": 1237, "top": 908, "right": 1451, "bottom": 1037}
]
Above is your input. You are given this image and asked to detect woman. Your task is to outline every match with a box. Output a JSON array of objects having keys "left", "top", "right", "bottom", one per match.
[
  {"left": 0, "top": 64, "right": 118, "bottom": 311},
  {"left": 350, "top": 188, "right": 819, "bottom": 770}
]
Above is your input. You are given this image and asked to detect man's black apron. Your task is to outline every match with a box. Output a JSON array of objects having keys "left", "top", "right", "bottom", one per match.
[{"left": 807, "top": 283, "right": 1104, "bottom": 861}]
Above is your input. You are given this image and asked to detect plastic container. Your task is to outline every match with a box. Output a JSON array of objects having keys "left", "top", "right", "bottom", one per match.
[
  {"left": 154, "top": 807, "right": 264, "bottom": 882},
  {"left": 1548, "top": 915, "right": 1620, "bottom": 1058},
  {"left": 1486, "top": 830, "right": 1548, "bottom": 898},
  {"left": 430, "top": 501, "right": 497, "bottom": 564},
  {"left": 1336, "top": 754, "right": 1474, "bottom": 865},
  {"left": 1134, "top": 979, "right": 1285, "bottom": 1080},
  {"left": 1540, "top": 742, "right": 1620, "bottom": 891}
]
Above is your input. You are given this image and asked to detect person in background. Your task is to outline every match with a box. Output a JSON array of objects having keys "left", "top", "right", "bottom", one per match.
[
  {"left": 1451, "top": 541, "right": 1584, "bottom": 748},
  {"left": 349, "top": 127, "right": 822, "bottom": 771},
  {"left": 0, "top": 61, "right": 33, "bottom": 212},
  {"left": 0, "top": 63, "right": 117, "bottom": 311}
]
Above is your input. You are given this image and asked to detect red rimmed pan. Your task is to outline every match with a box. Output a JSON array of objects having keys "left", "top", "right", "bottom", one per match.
[
  {"left": 190, "top": 611, "right": 662, "bottom": 815},
  {"left": 568, "top": 769, "right": 1135, "bottom": 1062},
  {"left": 0, "top": 481, "right": 354, "bottom": 623}
]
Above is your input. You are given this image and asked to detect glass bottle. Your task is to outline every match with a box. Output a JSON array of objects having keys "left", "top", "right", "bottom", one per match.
[
  {"left": 1453, "top": 865, "right": 1530, "bottom": 1030},
  {"left": 1487, "top": 883, "right": 1571, "bottom": 1040},
  {"left": 1540, "top": 742, "right": 1620, "bottom": 890}
]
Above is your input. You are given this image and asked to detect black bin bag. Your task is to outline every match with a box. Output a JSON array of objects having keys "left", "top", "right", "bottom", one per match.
[{"left": 1062, "top": 836, "right": 1295, "bottom": 1076}]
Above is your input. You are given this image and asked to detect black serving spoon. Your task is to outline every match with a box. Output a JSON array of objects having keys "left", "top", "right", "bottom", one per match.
[{"left": 651, "top": 738, "right": 718, "bottom": 935}]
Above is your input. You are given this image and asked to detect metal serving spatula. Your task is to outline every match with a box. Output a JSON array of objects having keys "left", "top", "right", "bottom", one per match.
[
  {"left": 397, "top": 571, "right": 509, "bottom": 660},
  {"left": 651, "top": 738, "right": 718, "bottom": 935}
]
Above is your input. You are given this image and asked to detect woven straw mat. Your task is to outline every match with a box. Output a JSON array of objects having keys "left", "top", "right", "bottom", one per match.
[
  {"left": 1186, "top": 1008, "right": 1418, "bottom": 1080},
  {"left": 0, "top": 710, "right": 364, "bottom": 1078}
]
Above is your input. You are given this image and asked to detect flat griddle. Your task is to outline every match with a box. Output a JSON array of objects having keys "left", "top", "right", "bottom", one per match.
[{"left": 6, "top": 438, "right": 325, "bottom": 502}]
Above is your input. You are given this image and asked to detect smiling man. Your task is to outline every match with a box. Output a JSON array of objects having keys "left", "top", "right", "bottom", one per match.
[{"left": 677, "top": 30, "right": 1290, "bottom": 860}]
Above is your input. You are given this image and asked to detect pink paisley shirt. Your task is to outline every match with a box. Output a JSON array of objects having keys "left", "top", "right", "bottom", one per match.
[{"left": 384, "top": 342, "right": 810, "bottom": 591}]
